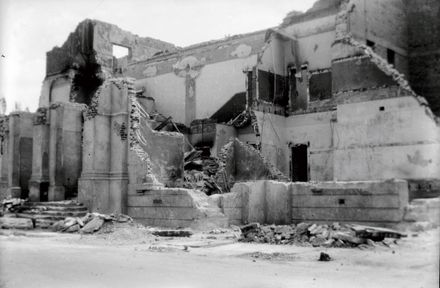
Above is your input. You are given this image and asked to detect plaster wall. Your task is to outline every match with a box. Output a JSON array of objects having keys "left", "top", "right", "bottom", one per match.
[
  {"left": 196, "top": 56, "right": 256, "bottom": 119},
  {"left": 285, "top": 111, "right": 335, "bottom": 181},
  {"left": 333, "top": 96, "right": 440, "bottom": 180},
  {"left": 283, "top": 15, "right": 336, "bottom": 39},
  {"left": 296, "top": 31, "right": 335, "bottom": 70},
  {"left": 51, "top": 78, "right": 72, "bottom": 103},
  {"left": 254, "top": 111, "right": 287, "bottom": 175},
  {"left": 136, "top": 74, "right": 186, "bottom": 123},
  {"left": 349, "top": 0, "right": 408, "bottom": 54}
]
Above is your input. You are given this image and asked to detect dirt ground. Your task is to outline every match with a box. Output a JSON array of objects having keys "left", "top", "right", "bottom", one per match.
[{"left": 0, "top": 224, "right": 439, "bottom": 288}]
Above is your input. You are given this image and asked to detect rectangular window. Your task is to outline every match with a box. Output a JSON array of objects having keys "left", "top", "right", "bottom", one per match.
[{"left": 387, "top": 49, "right": 395, "bottom": 65}]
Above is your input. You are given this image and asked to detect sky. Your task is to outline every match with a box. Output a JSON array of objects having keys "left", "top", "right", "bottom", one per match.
[{"left": 0, "top": 0, "right": 316, "bottom": 113}]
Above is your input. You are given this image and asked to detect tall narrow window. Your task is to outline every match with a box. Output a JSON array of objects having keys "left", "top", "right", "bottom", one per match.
[{"left": 387, "top": 49, "right": 395, "bottom": 65}]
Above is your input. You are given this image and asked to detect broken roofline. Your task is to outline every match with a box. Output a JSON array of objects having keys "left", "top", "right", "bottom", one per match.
[{"left": 128, "top": 29, "right": 270, "bottom": 66}]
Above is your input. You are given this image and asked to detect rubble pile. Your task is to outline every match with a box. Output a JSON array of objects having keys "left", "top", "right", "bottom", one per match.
[
  {"left": 239, "top": 222, "right": 406, "bottom": 248},
  {"left": 183, "top": 149, "right": 223, "bottom": 195},
  {"left": 1, "top": 198, "right": 27, "bottom": 213},
  {"left": 52, "top": 212, "right": 133, "bottom": 234}
]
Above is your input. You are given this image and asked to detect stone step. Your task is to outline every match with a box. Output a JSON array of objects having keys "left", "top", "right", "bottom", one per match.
[
  {"left": 16, "top": 210, "right": 87, "bottom": 217},
  {"left": 24, "top": 201, "right": 85, "bottom": 207},
  {"left": 0, "top": 216, "right": 34, "bottom": 229},
  {"left": 21, "top": 205, "right": 88, "bottom": 212},
  {"left": 15, "top": 213, "right": 67, "bottom": 221},
  {"left": 35, "top": 219, "right": 57, "bottom": 229}
]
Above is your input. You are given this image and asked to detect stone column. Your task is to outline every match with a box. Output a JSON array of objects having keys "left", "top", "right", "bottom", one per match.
[
  {"left": 48, "top": 104, "right": 65, "bottom": 201},
  {"left": 108, "top": 82, "right": 129, "bottom": 214},
  {"left": 29, "top": 108, "right": 50, "bottom": 202},
  {"left": 0, "top": 117, "right": 9, "bottom": 199},
  {"left": 7, "top": 113, "right": 21, "bottom": 198},
  {"left": 78, "top": 82, "right": 112, "bottom": 212}
]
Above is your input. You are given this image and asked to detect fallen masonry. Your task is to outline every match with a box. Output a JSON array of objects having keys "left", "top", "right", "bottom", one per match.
[{"left": 238, "top": 222, "right": 406, "bottom": 248}]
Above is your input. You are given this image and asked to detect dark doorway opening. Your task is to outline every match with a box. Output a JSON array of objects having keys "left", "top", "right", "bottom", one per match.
[
  {"left": 40, "top": 182, "right": 49, "bottom": 202},
  {"left": 291, "top": 144, "right": 308, "bottom": 182}
]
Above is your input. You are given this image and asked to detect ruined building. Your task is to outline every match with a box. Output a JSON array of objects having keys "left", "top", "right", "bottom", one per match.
[{"left": 0, "top": 0, "right": 439, "bottom": 227}]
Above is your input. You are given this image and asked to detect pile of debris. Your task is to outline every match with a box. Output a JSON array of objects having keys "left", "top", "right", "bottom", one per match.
[
  {"left": 52, "top": 212, "right": 133, "bottom": 234},
  {"left": 239, "top": 222, "right": 406, "bottom": 248},
  {"left": 183, "top": 149, "right": 223, "bottom": 195},
  {"left": 1, "top": 198, "right": 27, "bottom": 214}
]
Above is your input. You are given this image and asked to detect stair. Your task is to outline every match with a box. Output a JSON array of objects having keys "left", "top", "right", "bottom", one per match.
[{"left": 14, "top": 201, "right": 88, "bottom": 229}]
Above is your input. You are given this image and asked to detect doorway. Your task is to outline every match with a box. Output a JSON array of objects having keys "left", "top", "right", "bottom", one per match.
[{"left": 291, "top": 144, "right": 308, "bottom": 182}]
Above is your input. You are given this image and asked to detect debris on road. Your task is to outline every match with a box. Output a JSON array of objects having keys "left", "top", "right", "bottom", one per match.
[
  {"left": 151, "top": 229, "right": 193, "bottom": 237},
  {"left": 239, "top": 222, "right": 406, "bottom": 248},
  {"left": 318, "top": 252, "right": 331, "bottom": 261},
  {"left": 51, "top": 212, "right": 133, "bottom": 234}
]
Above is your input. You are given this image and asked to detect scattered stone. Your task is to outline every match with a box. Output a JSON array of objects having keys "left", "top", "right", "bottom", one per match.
[
  {"left": 318, "top": 252, "right": 331, "bottom": 262},
  {"left": 238, "top": 222, "right": 404, "bottom": 248},
  {"left": 65, "top": 224, "right": 80, "bottom": 233},
  {"left": 52, "top": 220, "right": 65, "bottom": 232},
  {"left": 80, "top": 217, "right": 104, "bottom": 234},
  {"left": 332, "top": 231, "right": 365, "bottom": 245}
]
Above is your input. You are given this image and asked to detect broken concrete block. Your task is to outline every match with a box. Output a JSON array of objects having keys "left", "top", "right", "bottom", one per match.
[
  {"left": 80, "top": 217, "right": 104, "bottom": 234},
  {"left": 0, "top": 217, "right": 33, "bottom": 229},
  {"left": 65, "top": 224, "right": 80, "bottom": 233},
  {"left": 240, "top": 222, "right": 260, "bottom": 234},
  {"left": 295, "top": 222, "right": 312, "bottom": 235},
  {"left": 152, "top": 230, "right": 193, "bottom": 237},
  {"left": 332, "top": 231, "right": 365, "bottom": 245},
  {"left": 52, "top": 220, "right": 65, "bottom": 232}
]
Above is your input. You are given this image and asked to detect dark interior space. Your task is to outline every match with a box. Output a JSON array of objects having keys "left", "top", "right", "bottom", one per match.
[
  {"left": 309, "top": 71, "right": 332, "bottom": 101},
  {"left": 291, "top": 144, "right": 308, "bottom": 182},
  {"left": 70, "top": 63, "right": 104, "bottom": 105},
  {"left": 258, "top": 69, "right": 289, "bottom": 107},
  {"left": 210, "top": 92, "right": 246, "bottom": 123}
]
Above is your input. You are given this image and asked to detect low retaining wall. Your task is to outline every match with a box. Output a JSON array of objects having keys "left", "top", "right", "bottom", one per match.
[
  {"left": 127, "top": 188, "right": 227, "bottom": 229},
  {"left": 212, "top": 179, "right": 409, "bottom": 225}
]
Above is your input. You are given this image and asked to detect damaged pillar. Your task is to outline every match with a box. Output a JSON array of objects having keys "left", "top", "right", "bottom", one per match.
[
  {"left": 108, "top": 82, "right": 129, "bottom": 214},
  {"left": 48, "top": 104, "right": 65, "bottom": 200},
  {"left": 29, "top": 108, "right": 50, "bottom": 202},
  {"left": 78, "top": 79, "right": 129, "bottom": 214},
  {"left": 78, "top": 108, "right": 111, "bottom": 212}
]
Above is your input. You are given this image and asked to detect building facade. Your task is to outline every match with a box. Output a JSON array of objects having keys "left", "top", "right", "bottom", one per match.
[{"left": 0, "top": 0, "right": 439, "bottom": 216}]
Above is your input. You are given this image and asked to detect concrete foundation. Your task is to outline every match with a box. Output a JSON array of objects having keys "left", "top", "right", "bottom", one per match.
[
  {"left": 127, "top": 188, "right": 227, "bottom": 229},
  {"left": 212, "top": 179, "right": 409, "bottom": 225}
]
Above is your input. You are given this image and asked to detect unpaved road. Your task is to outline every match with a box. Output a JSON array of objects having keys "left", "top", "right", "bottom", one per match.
[{"left": 0, "top": 229, "right": 439, "bottom": 288}]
